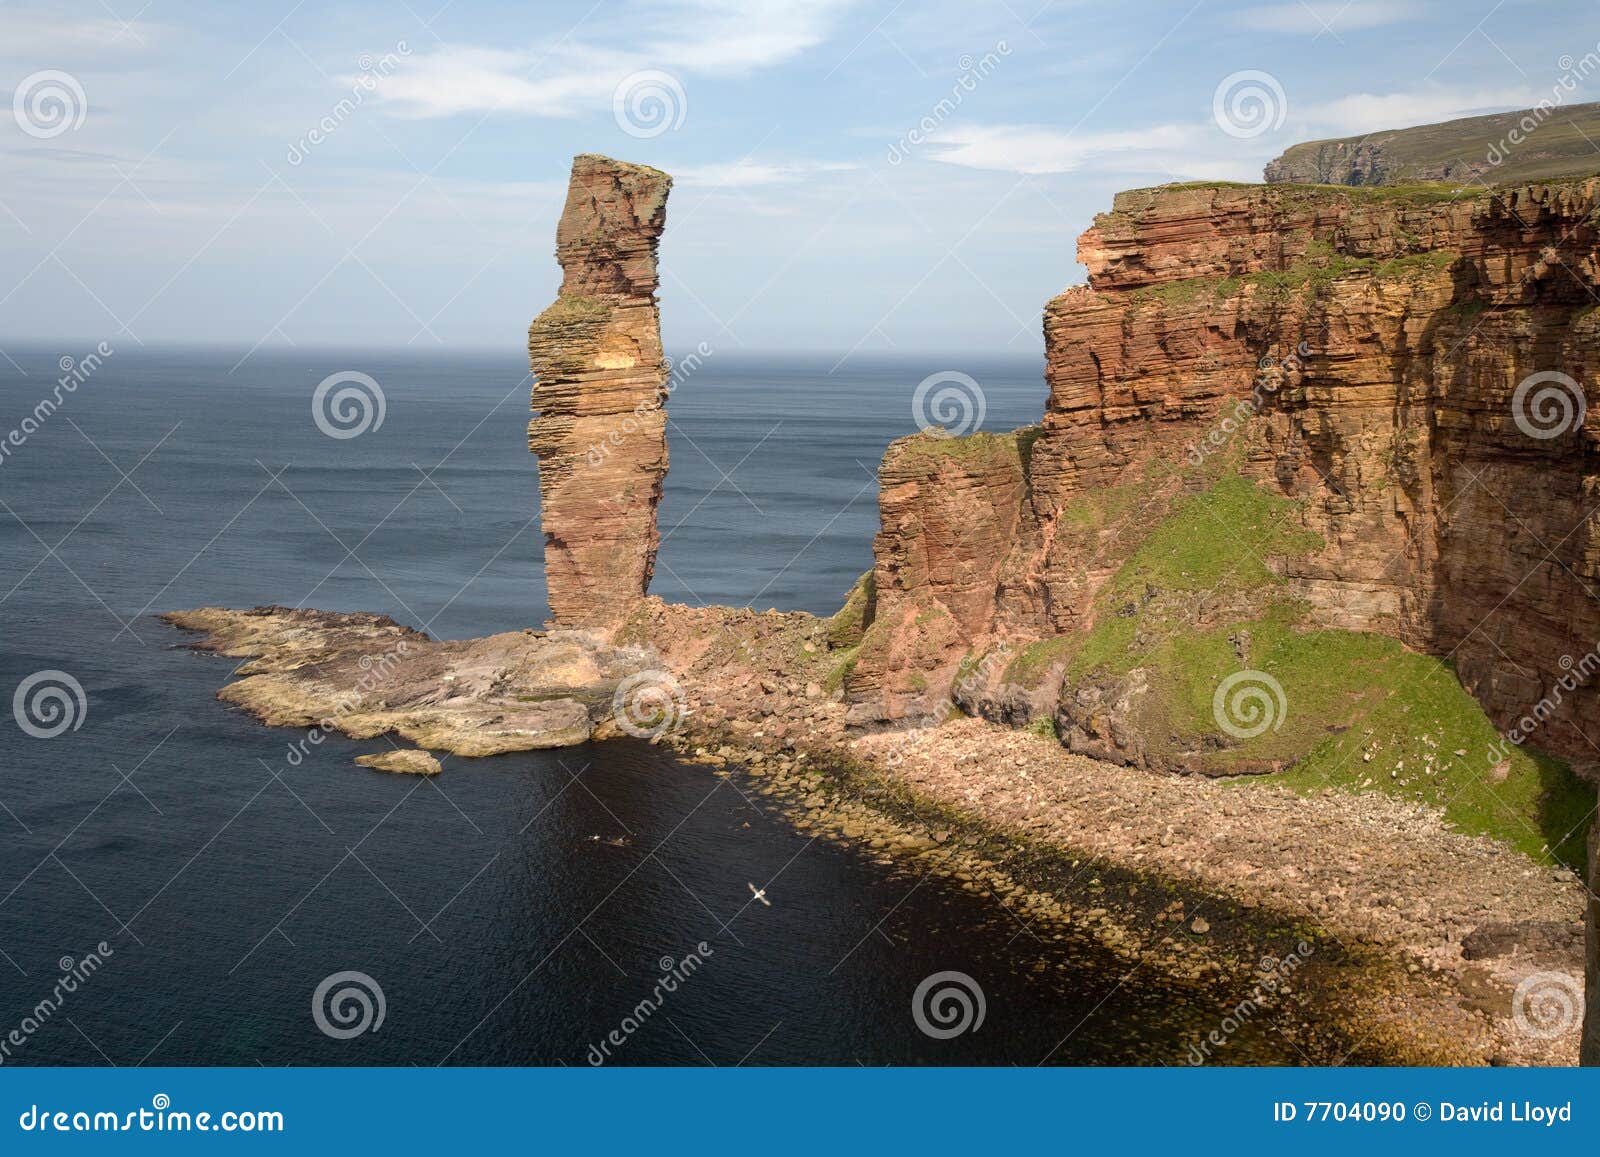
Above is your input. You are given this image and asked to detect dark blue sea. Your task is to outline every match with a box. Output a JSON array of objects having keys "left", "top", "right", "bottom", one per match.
[{"left": 0, "top": 345, "right": 1301, "bottom": 1065}]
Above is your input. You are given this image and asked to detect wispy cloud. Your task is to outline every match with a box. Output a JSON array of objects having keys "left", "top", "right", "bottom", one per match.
[
  {"left": 928, "top": 81, "right": 1551, "bottom": 181},
  {"left": 651, "top": 0, "right": 851, "bottom": 74},
  {"left": 1233, "top": 1, "right": 1428, "bottom": 34},
  {"left": 921, "top": 123, "right": 1256, "bottom": 180},
  {"left": 354, "top": 45, "right": 629, "bottom": 119},
  {"left": 1300, "top": 85, "right": 1539, "bottom": 136},
  {"left": 0, "top": 9, "right": 165, "bottom": 55},
  {"left": 365, "top": 0, "right": 853, "bottom": 118},
  {"left": 674, "top": 158, "right": 858, "bottom": 187}
]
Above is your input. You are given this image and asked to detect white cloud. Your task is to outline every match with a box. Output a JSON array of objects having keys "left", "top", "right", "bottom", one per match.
[
  {"left": 674, "top": 158, "right": 857, "bottom": 187},
  {"left": 646, "top": 0, "right": 851, "bottom": 75},
  {"left": 921, "top": 123, "right": 1255, "bottom": 179},
  {"left": 354, "top": 45, "right": 630, "bottom": 119},
  {"left": 917, "top": 84, "right": 1556, "bottom": 186},
  {"left": 1234, "top": 1, "right": 1427, "bottom": 34},
  {"left": 364, "top": 0, "right": 852, "bottom": 118},
  {"left": 0, "top": 10, "right": 164, "bottom": 56},
  {"left": 1300, "top": 86, "right": 1539, "bottom": 136}
]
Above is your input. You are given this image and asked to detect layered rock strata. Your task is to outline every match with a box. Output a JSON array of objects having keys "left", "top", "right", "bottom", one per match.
[
  {"left": 854, "top": 179, "right": 1600, "bottom": 764},
  {"left": 528, "top": 154, "right": 672, "bottom": 630}
]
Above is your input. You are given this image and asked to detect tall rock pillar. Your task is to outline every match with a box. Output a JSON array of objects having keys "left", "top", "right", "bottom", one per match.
[{"left": 528, "top": 154, "right": 672, "bottom": 629}]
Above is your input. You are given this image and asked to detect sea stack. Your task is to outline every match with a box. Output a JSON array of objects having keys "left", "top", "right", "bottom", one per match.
[{"left": 528, "top": 154, "right": 672, "bottom": 630}]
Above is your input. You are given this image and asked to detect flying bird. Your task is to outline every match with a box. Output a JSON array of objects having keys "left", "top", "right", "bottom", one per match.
[{"left": 747, "top": 883, "right": 771, "bottom": 907}]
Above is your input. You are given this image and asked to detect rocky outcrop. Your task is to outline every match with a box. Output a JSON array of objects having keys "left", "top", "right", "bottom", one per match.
[
  {"left": 1265, "top": 140, "right": 1401, "bottom": 187},
  {"left": 356, "top": 749, "right": 442, "bottom": 775},
  {"left": 847, "top": 430, "right": 1038, "bottom": 721},
  {"left": 528, "top": 154, "right": 672, "bottom": 630},
  {"left": 1264, "top": 102, "right": 1600, "bottom": 188},
  {"left": 164, "top": 606, "right": 646, "bottom": 756},
  {"left": 1264, "top": 137, "right": 1488, "bottom": 187}
]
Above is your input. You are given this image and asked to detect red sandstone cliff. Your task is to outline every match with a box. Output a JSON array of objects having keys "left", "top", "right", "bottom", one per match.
[
  {"left": 853, "top": 179, "right": 1600, "bottom": 764},
  {"left": 529, "top": 154, "right": 672, "bottom": 629}
]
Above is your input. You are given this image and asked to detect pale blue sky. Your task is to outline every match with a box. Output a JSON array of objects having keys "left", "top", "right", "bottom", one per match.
[{"left": 0, "top": 0, "right": 1594, "bottom": 360}]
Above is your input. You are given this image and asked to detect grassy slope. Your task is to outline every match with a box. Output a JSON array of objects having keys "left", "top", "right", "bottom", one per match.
[
  {"left": 1126, "top": 248, "right": 1460, "bottom": 311},
  {"left": 1056, "top": 473, "right": 1592, "bottom": 868},
  {"left": 1267, "top": 101, "right": 1600, "bottom": 186}
]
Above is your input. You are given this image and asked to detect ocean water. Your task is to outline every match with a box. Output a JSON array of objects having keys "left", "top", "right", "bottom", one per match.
[{"left": 0, "top": 345, "right": 1305, "bottom": 1065}]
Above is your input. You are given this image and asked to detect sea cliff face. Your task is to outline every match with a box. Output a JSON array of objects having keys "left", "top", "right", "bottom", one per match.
[
  {"left": 847, "top": 177, "right": 1600, "bottom": 1060},
  {"left": 851, "top": 179, "right": 1600, "bottom": 769},
  {"left": 528, "top": 154, "right": 672, "bottom": 629}
]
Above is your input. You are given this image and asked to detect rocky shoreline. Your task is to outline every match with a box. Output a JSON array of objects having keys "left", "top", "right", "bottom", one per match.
[
  {"left": 165, "top": 601, "right": 1586, "bottom": 1065},
  {"left": 663, "top": 717, "right": 1584, "bottom": 1066}
]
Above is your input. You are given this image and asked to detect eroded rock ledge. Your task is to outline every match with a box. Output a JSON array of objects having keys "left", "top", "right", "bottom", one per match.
[{"left": 164, "top": 606, "right": 647, "bottom": 756}]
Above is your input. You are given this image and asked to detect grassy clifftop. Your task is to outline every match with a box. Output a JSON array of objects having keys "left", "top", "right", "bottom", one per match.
[{"left": 1265, "top": 100, "right": 1600, "bottom": 187}]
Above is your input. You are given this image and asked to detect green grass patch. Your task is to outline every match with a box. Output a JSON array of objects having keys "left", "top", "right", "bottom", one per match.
[
  {"left": 826, "top": 570, "right": 875, "bottom": 650},
  {"left": 535, "top": 292, "right": 608, "bottom": 320},
  {"left": 1329, "top": 182, "right": 1474, "bottom": 204},
  {"left": 1266, "top": 637, "right": 1594, "bottom": 869},
  {"left": 1373, "top": 250, "right": 1458, "bottom": 278},
  {"left": 1086, "top": 474, "right": 1319, "bottom": 608},
  {"left": 1065, "top": 474, "right": 1319, "bottom": 678},
  {"left": 1059, "top": 470, "right": 1169, "bottom": 531},
  {"left": 894, "top": 429, "right": 1023, "bottom": 469},
  {"left": 1005, "top": 636, "right": 1075, "bottom": 688},
  {"left": 1129, "top": 275, "right": 1238, "bottom": 308},
  {"left": 1443, "top": 299, "right": 1489, "bottom": 324},
  {"left": 821, "top": 652, "right": 858, "bottom": 695},
  {"left": 1126, "top": 248, "right": 1458, "bottom": 314},
  {"left": 1111, "top": 180, "right": 1477, "bottom": 211},
  {"left": 1056, "top": 470, "right": 1590, "bottom": 867}
]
